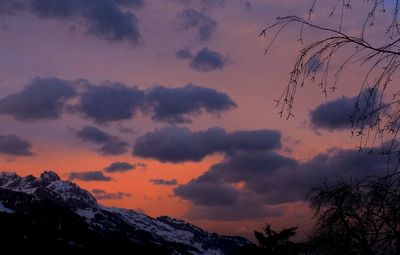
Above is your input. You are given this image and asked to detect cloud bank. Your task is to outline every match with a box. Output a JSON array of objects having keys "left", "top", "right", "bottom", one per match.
[
  {"left": 174, "top": 146, "right": 388, "bottom": 220},
  {"left": 1, "top": 0, "right": 144, "bottom": 45},
  {"left": 0, "top": 134, "right": 33, "bottom": 156},
  {"left": 133, "top": 126, "right": 281, "bottom": 163},
  {"left": 2, "top": 77, "right": 236, "bottom": 125},
  {"left": 0, "top": 77, "right": 76, "bottom": 121},
  {"left": 104, "top": 161, "right": 142, "bottom": 173}
]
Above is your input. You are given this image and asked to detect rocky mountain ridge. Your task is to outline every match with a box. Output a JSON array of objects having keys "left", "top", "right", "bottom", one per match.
[{"left": 0, "top": 171, "right": 254, "bottom": 254}]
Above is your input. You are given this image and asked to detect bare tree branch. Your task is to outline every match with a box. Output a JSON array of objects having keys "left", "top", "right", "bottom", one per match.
[{"left": 262, "top": 1, "right": 400, "bottom": 166}]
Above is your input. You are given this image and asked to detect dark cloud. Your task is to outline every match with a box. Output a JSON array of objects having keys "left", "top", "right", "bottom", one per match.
[
  {"left": 176, "top": 48, "right": 193, "bottom": 59},
  {"left": 91, "top": 189, "right": 131, "bottom": 200},
  {"left": 2, "top": 0, "right": 143, "bottom": 45},
  {"left": 174, "top": 147, "right": 389, "bottom": 220},
  {"left": 177, "top": 9, "right": 217, "bottom": 41},
  {"left": 175, "top": 181, "right": 239, "bottom": 206},
  {"left": 190, "top": 47, "right": 229, "bottom": 72},
  {"left": 69, "top": 171, "right": 112, "bottom": 181},
  {"left": 75, "top": 126, "right": 129, "bottom": 155},
  {"left": 79, "top": 0, "right": 141, "bottom": 44},
  {"left": 310, "top": 89, "right": 380, "bottom": 131},
  {"left": 77, "top": 82, "right": 234, "bottom": 124},
  {"left": 310, "top": 96, "right": 354, "bottom": 130},
  {"left": 77, "top": 82, "right": 145, "bottom": 123},
  {"left": 145, "top": 84, "right": 236, "bottom": 123},
  {"left": 133, "top": 126, "right": 281, "bottom": 163},
  {"left": 104, "top": 161, "right": 136, "bottom": 173},
  {"left": 0, "top": 78, "right": 235, "bottom": 124},
  {"left": 99, "top": 139, "right": 129, "bottom": 155},
  {"left": 0, "top": 134, "right": 33, "bottom": 156},
  {"left": 0, "top": 77, "right": 76, "bottom": 121},
  {"left": 175, "top": 151, "right": 299, "bottom": 206},
  {"left": 149, "top": 179, "right": 178, "bottom": 186},
  {"left": 76, "top": 125, "right": 112, "bottom": 144}
]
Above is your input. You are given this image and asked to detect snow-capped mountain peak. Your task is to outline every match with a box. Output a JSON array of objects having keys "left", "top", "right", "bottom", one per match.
[
  {"left": 40, "top": 170, "right": 61, "bottom": 183},
  {"left": 0, "top": 170, "right": 97, "bottom": 209},
  {"left": 0, "top": 171, "right": 251, "bottom": 254}
]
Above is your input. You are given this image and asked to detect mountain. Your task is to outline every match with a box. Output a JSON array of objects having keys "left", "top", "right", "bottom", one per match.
[{"left": 0, "top": 171, "right": 256, "bottom": 254}]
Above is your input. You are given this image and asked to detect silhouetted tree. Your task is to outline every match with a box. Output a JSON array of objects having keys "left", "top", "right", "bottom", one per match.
[
  {"left": 254, "top": 224, "right": 304, "bottom": 255},
  {"left": 262, "top": 0, "right": 400, "bottom": 164},
  {"left": 260, "top": 2, "right": 400, "bottom": 254},
  {"left": 306, "top": 173, "right": 400, "bottom": 255}
]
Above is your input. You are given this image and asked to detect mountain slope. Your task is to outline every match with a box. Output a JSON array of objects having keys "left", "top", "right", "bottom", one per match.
[{"left": 0, "top": 171, "right": 255, "bottom": 254}]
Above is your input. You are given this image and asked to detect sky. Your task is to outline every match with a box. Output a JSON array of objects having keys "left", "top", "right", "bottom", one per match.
[{"left": 0, "top": 0, "right": 396, "bottom": 239}]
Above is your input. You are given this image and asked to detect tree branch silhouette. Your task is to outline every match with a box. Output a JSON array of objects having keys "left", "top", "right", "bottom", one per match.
[{"left": 262, "top": 0, "right": 400, "bottom": 167}]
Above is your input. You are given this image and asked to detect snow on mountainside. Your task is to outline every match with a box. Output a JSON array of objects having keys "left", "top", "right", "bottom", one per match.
[
  {"left": 0, "top": 171, "right": 97, "bottom": 209},
  {"left": 0, "top": 171, "right": 252, "bottom": 255}
]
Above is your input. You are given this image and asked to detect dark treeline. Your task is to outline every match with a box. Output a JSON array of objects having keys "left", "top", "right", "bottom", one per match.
[{"left": 253, "top": 173, "right": 400, "bottom": 255}]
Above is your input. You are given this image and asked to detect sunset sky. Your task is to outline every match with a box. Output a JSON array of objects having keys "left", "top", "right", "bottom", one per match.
[{"left": 0, "top": 0, "right": 395, "bottom": 239}]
